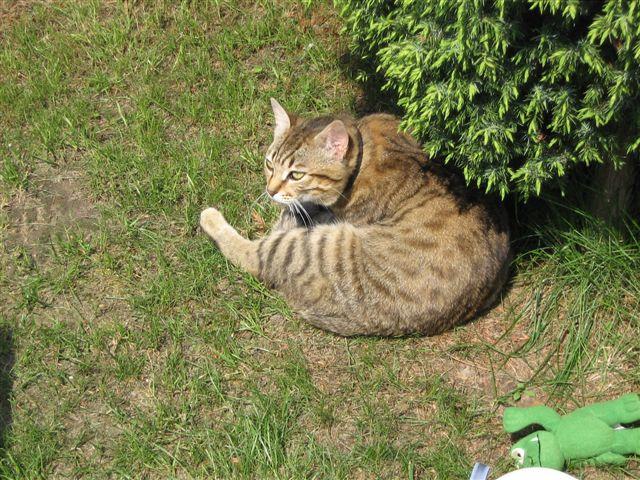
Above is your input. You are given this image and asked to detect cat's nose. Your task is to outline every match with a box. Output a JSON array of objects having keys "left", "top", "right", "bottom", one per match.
[{"left": 267, "top": 179, "right": 283, "bottom": 197}]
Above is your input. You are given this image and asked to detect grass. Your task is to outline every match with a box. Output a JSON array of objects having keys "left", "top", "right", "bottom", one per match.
[
  {"left": 0, "top": 1, "right": 638, "bottom": 479},
  {"left": 504, "top": 207, "right": 640, "bottom": 397}
]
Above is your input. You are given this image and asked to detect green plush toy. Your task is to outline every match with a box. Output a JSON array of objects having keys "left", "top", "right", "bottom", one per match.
[{"left": 503, "top": 394, "right": 640, "bottom": 470}]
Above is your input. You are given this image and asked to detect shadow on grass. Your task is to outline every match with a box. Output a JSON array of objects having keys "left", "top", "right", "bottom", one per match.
[
  {"left": 339, "top": 51, "right": 403, "bottom": 117},
  {"left": 0, "top": 326, "right": 14, "bottom": 451}
]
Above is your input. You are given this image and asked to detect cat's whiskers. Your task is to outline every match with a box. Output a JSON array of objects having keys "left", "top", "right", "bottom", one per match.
[
  {"left": 289, "top": 201, "right": 313, "bottom": 236},
  {"left": 288, "top": 203, "right": 305, "bottom": 229},
  {"left": 249, "top": 191, "right": 269, "bottom": 214},
  {"left": 291, "top": 200, "right": 309, "bottom": 232},
  {"left": 287, "top": 204, "right": 297, "bottom": 224},
  {"left": 294, "top": 199, "right": 314, "bottom": 229}
]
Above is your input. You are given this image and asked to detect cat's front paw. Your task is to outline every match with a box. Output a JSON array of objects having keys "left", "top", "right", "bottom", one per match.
[{"left": 200, "top": 207, "right": 228, "bottom": 238}]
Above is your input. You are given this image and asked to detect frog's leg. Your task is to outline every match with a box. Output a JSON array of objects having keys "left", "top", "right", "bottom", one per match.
[
  {"left": 503, "top": 406, "right": 561, "bottom": 433},
  {"left": 612, "top": 427, "right": 640, "bottom": 456},
  {"left": 579, "top": 394, "right": 640, "bottom": 426},
  {"left": 579, "top": 452, "right": 628, "bottom": 466}
]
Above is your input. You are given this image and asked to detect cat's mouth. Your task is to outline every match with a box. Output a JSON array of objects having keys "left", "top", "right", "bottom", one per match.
[
  {"left": 268, "top": 191, "right": 295, "bottom": 205},
  {"left": 268, "top": 190, "right": 326, "bottom": 209}
]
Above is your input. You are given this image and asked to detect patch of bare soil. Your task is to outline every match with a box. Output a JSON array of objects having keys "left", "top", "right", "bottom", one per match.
[
  {"left": 3, "top": 165, "right": 98, "bottom": 258},
  {"left": 0, "top": 0, "right": 32, "bottom": 32},
  {"left": 0, "top": 0, "right": 63, "bottom": 36}
]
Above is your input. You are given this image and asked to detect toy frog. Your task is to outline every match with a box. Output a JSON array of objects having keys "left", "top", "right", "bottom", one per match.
[{"left": 503, "top": 393, "right": 640, "bottom": 470}]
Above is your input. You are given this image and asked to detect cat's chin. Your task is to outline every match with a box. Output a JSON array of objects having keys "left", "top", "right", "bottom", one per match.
[
  {"left": 271, "top": 198, "right": 292, "bottom": 206},
  {"left": 273, "top": 198, "right": 322, "bottom": 208},
  {"left": 269, "top": 192, "right": 333, "bottom": 209},
  {"left": 297, "top": 195, "right": 334, "bottom": 208}
]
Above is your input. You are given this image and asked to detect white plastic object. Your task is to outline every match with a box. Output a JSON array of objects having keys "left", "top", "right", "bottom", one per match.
[
  {"left": 469, "top": 463, "right": 490, "bottom": 480},
  {"left": 495, "top": 468, "right": 578, "bottom": 480}
]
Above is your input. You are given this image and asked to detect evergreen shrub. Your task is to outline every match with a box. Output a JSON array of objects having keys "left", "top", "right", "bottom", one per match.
[{"left": 335, "top": 0, "right": 640, "bottom": 198}]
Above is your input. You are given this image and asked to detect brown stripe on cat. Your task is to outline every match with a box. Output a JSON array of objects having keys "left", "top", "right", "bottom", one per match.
[
  {"left": 308, "top": 173, "right": 344, "bottom": 182},
  {"left": 276, "top": 142, "right": 301, "bottom": 167},
  {"left": 272, "top": 129, "right": 294, "bottom": 161},
  {"left": 364, "top": 251, "right": 417, "bottom": 303},
  {"left": 389, "top": 197, "right": 435, "bottom": 223},
  {"left": 333, "top": 227, "right": 346, "bottom": 278},
  {"left": 263, "top": 231, "right": 287, "bottom": 267},
  {"left": 360, "top": 253, "right": 394, "bottom": 298},
  {"left": 454, "top": 233, "right": 474, "bottom": 256},
  {"left": 290, "top": 240, "right": 311, "bottom": 280},
  {"left": 346, "top": 234, "right": 366, "bottom": 298},
  {"left": 420, "top": 218, "right": 448, "bottom": 231},
  {"left": 385, "top": 245, "right": 422, "bottom": 276},
  {"left": 281, "top": 235, "right": 297, "bottom": 273},
  {"left": 315, "top": 233, "right": 328, "bottom": 277},
  {"left": 257, "top": 238, "right": 268, "bottom": 276},
  {"left": 285, "top": 149, "right": 301, "bottom": 168}
]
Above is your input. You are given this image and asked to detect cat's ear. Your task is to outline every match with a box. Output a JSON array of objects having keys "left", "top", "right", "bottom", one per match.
[
  {"left": 314, "top": 120, "right": 349, "bottom": 161},
  {"left": 270, "top": 98, "right": 291, "bottom": 138}
]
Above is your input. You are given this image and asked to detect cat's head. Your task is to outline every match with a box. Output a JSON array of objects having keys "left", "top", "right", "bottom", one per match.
[{"left": 263, "top": 98, "right": 356, "bottom": 207}]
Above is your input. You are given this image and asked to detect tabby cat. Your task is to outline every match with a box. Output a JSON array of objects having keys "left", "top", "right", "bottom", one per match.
[{"left": 200, "top": 99, "right": 511, "bottom": 336}]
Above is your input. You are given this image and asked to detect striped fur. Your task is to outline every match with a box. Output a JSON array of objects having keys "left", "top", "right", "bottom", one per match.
[{"left": 201, "top": 106, "right": 511, "bottom": 336}]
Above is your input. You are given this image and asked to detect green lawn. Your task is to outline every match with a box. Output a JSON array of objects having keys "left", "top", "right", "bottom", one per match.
[{"left": 0, "top": 1, "right": 638, "bottom": 478}]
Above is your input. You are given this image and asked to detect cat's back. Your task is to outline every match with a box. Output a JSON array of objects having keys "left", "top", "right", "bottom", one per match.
[
  {"left": 348, "top": 112, "right": 511, "bottom": 331},
  {"left": 349, "top": 113, "right": 496, "bottom": 227},
  {"left": 357, "top": 113, "right": 406, "bottom": 142},
  {"left": 357, "top": 113, "right": 423, "bottom": 170},
  {"left": 356, "top": 113, "right": 507, "bottom": 233}
]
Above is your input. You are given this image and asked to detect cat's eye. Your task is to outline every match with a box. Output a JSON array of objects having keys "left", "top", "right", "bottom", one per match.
[
  {"left": 265, "top": 158, "right": 273, "bottom": 169},
  {"left": 288, "top": 171, "right": 305, "bottom": 181}
]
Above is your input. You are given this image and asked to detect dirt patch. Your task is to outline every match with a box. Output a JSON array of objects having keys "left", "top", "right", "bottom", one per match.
[
  {"left": 0, "top": 0, "right": 33, "bottom": 32},
  {"left": 2, "top": 165, "right": 98, "bottom": 259}
]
